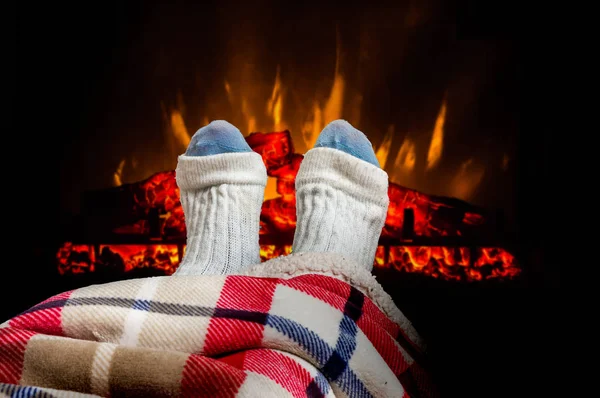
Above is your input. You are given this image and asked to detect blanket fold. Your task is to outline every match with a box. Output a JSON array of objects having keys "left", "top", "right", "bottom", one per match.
[{"left": 1, "top": 254, "right": 436, "bottom": 397}]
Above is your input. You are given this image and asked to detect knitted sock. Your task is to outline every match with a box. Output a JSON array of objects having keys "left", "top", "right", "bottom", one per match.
[
  {"left": 314, "top": 120, "right": 380, "bottom": 167},
  {"left": 292, "top": 120, "right": 389, "bottom": 271},
  {"left": 174, "top": 120, "right": 267, "bottom": 276}
]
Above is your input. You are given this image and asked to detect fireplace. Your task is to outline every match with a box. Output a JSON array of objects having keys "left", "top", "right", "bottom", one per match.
[
  {"left": 16, "top": 1, "right": 547, "bottom": 396},
  {"left": 58, "top": 129, "right": 520, "bottom": 282},
  {"left": 43, "top": 3, "right": 524, "bottom": 285}
]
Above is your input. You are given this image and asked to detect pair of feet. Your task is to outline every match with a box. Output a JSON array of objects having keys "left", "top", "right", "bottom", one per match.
[{"left": 174, "top": 119, "right": 389, "bottom": 276}]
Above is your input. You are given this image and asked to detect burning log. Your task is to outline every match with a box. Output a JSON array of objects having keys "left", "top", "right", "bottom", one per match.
[
  {"left": 378, "top": 246, "right": 519, "bottom": 281},
  {"left": 58, "top": 243, "right": 180, "bottom": 275},
  {"left": 57, "top": 243, "right": 95, "bottom": 275},
  {"left": 81, "top": 171, "right": 185, "bottom": 240},
  {"left": 63, "top": 130, "right": 520, "bottom": 281}
]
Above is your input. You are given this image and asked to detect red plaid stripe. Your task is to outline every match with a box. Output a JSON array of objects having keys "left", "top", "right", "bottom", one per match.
[
  {"left": 181, "top": 353, "right": 246, "bottom": 397},
  {"left": 356, "top": 289, "right": 425, "bottom": 365},
  {"left": 36, "top": 290, "right": 74, "bottom": 306},
  {"left": 281, "top": 274, "right": 350, "bottom": 312},
  {"left": 244, "top": 349, "right": 316, "bottom": 398},
  {"left": 408, "top": 361, "right": 438, "bottom": 397},
  {"left": 361, "top": 297, "right": 401, "bottom": 336},
  {"left": 0, "top": 328, "right": 37, "bottom": 384},
  {"left": 356, "top": 314, "right": 411, "bottom": 376},
  {"left": 217, "top": 350, "right": 247, "bottom": 370},
  {"left": 203, "top": 276, "right": 278, "bottom": 356},
  {"left": 9, "top": 290, "right": 73, "bottom": 337}
]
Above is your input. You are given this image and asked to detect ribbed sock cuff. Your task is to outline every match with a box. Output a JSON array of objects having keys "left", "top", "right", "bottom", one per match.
[
  {"left": 176, "top": 152, "right": 267, "bottom": 190},
  {"left": 295, "top": 147, "right": 389, "bottom": 206}
]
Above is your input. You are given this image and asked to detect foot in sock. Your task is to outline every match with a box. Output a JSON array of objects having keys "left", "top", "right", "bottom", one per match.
[
  {"left": 174, "top": 120, "right": 267, "bottom": 276},
  {"left": 185, "top": 120, "right": 253, "bottom": 156},
  {"left": 314, "top": 120, "right": 380, "bottom": 167},
  {"left": 292, "top": 120, "right": 389, "bottom": 271}
]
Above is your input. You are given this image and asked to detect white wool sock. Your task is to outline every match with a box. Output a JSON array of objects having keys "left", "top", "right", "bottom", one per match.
[
  {"left": 174, "top": 152, "right": 267, "bottom": 275},
  {"left": 292, "top": 147, "right": 389, "bottom": 271}
]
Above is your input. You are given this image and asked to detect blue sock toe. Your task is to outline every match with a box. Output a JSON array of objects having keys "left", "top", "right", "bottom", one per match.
[
  {"left": 314, "top": 120, "right": 380, "bottom": 167},
  {"left": 185, "top": 120, "right": 252, "bottom": 157}
]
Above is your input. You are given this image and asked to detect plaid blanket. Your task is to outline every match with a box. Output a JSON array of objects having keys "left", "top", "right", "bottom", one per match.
[{"left": 1, "top": 255, "right": 436, "bottom": 397}]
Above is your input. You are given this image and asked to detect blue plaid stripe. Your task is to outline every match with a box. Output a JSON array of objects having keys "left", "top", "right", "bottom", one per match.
[
  {"left": 0, "top": 383, "right": 56, "bottom": 398},
  {"left": 132, "top": 299, "right": 151, "bottom": 311},
  {"left": 19, "top": 299, "right": 68, "bottom": 315},
  {"left": 320, "top": 286, "right": 371, "bottom": 397},
  {"left": 306, "top": 380, "right": 325, "bottom": 398},
  {"left": 306, "top": 371, "right": 330, "bottom": 398},
  {"left": 265, "top": 315, "right": 369, "bottom": 396}
]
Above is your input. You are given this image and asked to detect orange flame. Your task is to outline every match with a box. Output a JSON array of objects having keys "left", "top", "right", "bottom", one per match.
[
  {"left": 374, "top": 246, "right": 386, "bottom": 268},
  {"left": 242, "top": 98, "right": 257, "bottom": 134},
  {"left": 394, "top": 137, "right": 417, "bottom": 172},
  {"left": 113, "top": 159, "right": 126, "bottom": 187},
  {"left": 170, "top": 109, "right": 191, "bottom": 147},
  {"left": 301, "top": 75, "right": 345, "bottom": 150},
  {"left": 267, "top": 67, "right": 284, "bottom": 131},
  {"left": 383, "top": 246, "right": 519, "bottom": 282},
  {"left": 451, "top": 158, "right": 485, "bottom": 200},
  {"left": 259, "top": 245, "right": 292, "bottom": 262},
  {"left": 426, "top": 100, "right": 446, "bottom": 170},
  {"left": 375, "top": 125, "right": 395, "bottom": 169}
]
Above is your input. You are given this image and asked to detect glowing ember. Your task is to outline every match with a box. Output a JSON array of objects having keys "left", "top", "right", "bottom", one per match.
[
  {"left": 59, "top": 131, "right": 519, "bottom": 281},
  {"left": 260, "top": 245, "right": 293, "bottom": 262},
  {"left": 57, "top": 243, "right": 95, "bottom": 275},
  {"left": 383, "top": 182, "right": 496, "bottom": 239},
  {"left": 247, "top": 130, "right": 301, "bottom": 234},
  {"left": 57, "top": 243, "right": 179, "bottom": 275},
  {"left": 98, "top": 245, "right": 179, "bottom": 274},
  {"left": 113, "top": 170, "right": 185, "bottom": 237},
  {"left": 385, "top": 246, "right": 518, "bottom": 282}
]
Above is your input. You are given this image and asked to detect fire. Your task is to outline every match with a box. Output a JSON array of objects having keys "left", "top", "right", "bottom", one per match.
[
  {"left": 57, "top": 242, "right": 180, "bottom": 276},
  {"left": 112, "top": 170, "right": 185, "bottom": 237},
  {"left": 259, "top": 245, "right": 292, "bottom": 262},
  {"left": 451, "top": 158, "right": 485, "bottom": 201},
  {"left": 375, "top": 125, "right": 395, "bottom": 169},
  {"left": 394, "top": 137, "right": 417, "bottom": 173},
  {"left": 67, "top": 131, "right": 519, "bottom": 282},
  {"left": 98, "top": 245, "right": 179, "bottom": 274},
  {"left": 267, "top": 67, "right": 284, "bottom": 131},
  {"left": 113, "top": 159, "right": 126, "bottom": 187},
  {"left": 374, "top": 246, "right": 386, "bottom": 268},
  {"left": 385, "top": 246, "right": 519, "bottom": 282},
  {"left": 170, "top": 109, "right": 191, "bottom": 147},
  {"left": 242, "top": 98, "right": 257, "bottom": 135},
  {"left": 426, "top": 99, "right": 446, "bottom": 170},
  {"left": 57, "top": 243, "right": 96, "bottom": 275},
  {"left": 301, "top": 71, "right": 345, "bottom": 150},
  {"left": 263, "top": 177, "right": 280, "bottom": 201},
  {"left": 383, "top": 182, "right": 497, "bottom": 238}
]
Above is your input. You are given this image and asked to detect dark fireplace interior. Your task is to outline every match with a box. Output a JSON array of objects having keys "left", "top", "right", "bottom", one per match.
[{"left": 14, "top": 1, "right": 552, "bottom": 396}]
